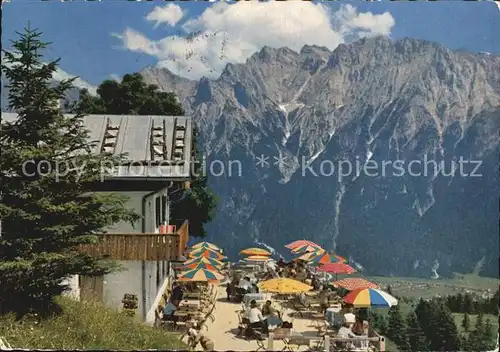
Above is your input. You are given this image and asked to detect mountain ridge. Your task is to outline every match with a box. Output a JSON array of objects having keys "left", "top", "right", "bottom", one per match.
[{"left": 140, "top": 36, "right": 499, "bottom": 278}]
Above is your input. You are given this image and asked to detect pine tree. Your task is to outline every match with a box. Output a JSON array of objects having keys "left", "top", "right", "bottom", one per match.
[
  {"left": 482, "top": 318, "right": 495, "bottom": 350},
  {"left": 0, "top": 26, "right": 138, "bottom": 316},
  {"left": 489, "top": 288, "right": 499, "bottom": 314},
  {"left": 462, "top": 293, "right": 474, "bottom": 314},
  {"left": 432, "top": 304, "right": 461, "bottom": 351},
  {"left": 406, "top": 312, "right": 428, "bottom": 351},
  {"left": 387, "top": 305, "right": 409, "bottom": 349},
  {"left": 75, "top": 74, "right": 218, "bottom": 237},
  {"left": 461, "top": 312, "right": 470, "bottom": 332},
  {"left": 386, "top": 285, "right": 393, "bottom": 296},
  {"left": 460, "top": 334, "right": 473, "bottom": 351},
  {"left": 455, "top": 293, "right": 464, "bottom": 313}
]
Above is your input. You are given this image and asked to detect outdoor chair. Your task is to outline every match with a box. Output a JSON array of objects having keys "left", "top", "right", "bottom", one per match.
[
  {"left": 255, "top": 337, "right": 266, "bottom": 351},
  {"left": 271, "top": 328, "right": 292, "bottom": 351},
  {"left": 236, "top": 310, "right": 248, "bottom": 337},
  {"left": 153, "top": 308, "right": 165, "bottom": 329},
  {"left": 287, "top": 335, "right": 311, "bottom": 351}
]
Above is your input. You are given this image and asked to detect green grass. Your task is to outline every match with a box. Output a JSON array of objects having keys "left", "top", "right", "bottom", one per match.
[
  {"left": 0, "top": 296, "right": 186, "bottom": 350},
  {"left": 452, "top": 313, "right": 499, "bottom": 335}
]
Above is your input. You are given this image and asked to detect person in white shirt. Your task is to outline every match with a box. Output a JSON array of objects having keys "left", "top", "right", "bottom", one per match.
[
  {"left": 247, "top": 300, "right": 266, "bottom": 331},
  {"left": 343, "top": 305, "right": 356, "bottom": 328},
  {"left": 337, "top": 322, "right": 356, "bottom": 350},
  {"left": 239, "top": 277, "right": 251, "bottom": 292}
]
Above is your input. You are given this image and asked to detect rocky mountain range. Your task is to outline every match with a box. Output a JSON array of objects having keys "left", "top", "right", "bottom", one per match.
[
  {"left": 142, "top": 36, "right": 500, "bottom": 278},
  {"left": 2, "top": 37, "right": 498, "bottom": 277}
]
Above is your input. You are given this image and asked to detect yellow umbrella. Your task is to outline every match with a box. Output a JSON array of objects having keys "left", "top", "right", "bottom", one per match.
[
  {"left": 245, "top": 255, "right": 272, "bottom": 262},
  {"left": 258, "top": 278, "right": 313, "bottom": 294},
  {"left": 240, "top": 247, "right": 271, "bottom": 256}
]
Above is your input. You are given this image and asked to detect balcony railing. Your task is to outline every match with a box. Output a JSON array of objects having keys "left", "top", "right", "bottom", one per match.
[
  {"left": 79, "top": 220, "right": 189, "bottom": 261},
  {"left": 79, "top": 233, "right": 181, "bottom": 261}
]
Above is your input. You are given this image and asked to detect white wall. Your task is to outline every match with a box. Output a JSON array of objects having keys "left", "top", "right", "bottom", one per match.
[
  {"left": 81, "top": 189, "right": 172, "bottom": 320},
  {"left": 61, "top": 275, "right": 80, "bottom": 300},
  {"left": 105, "top": 191, "right": 151, "bottom": 234},
  {"left": 103, "top": 261, "right": 143, "bottom": 313}
]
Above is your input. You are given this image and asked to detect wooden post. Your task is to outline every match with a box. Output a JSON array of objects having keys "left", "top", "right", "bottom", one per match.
[
  {"left": 267, "top": 332, "right": 274, "bottom": 351},
  {"left": 324, "top": 335, "right": 330, "bottom": 352}
]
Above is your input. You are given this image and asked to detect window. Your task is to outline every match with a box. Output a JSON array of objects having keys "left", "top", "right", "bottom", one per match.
[
  {"left": 155, "top": 197, "right": 161, "bottom": 229},
  {"left": 156, "top": 261, "right": 161, "bottom": 288}
]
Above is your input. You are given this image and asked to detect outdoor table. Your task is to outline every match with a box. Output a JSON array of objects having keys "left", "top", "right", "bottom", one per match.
[
  {"left": 183, "top": 292, "right": 202, "bottom": 299},
  {"left": 180, "top": 301, "right": 200, "bottom": 309}
]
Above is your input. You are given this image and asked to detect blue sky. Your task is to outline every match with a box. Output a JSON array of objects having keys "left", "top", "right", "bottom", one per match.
[{"left": 2, "top": 1, "right": 500, "bottom": 86}]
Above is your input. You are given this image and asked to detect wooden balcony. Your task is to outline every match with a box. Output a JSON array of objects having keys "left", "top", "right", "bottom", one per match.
[
  {"left": 79, "top": 233, "right": 180, "bottom": 261},
  {"left": 79, "top": 221, "right": 189, "bottom": 261}
]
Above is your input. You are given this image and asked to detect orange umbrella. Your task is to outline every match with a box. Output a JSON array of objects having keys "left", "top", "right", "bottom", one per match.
[
  {"left": 318, "top": 263, "right": 356, "bottom": 274},
  {"left": 285, "top": 240, "right": 319, "bottom": 250},
  {"left": 318, "top": 262, "right": 356, "bottom": 280},
  {"left": 332, "top": 278, "right": 379, "bottom": 291}
]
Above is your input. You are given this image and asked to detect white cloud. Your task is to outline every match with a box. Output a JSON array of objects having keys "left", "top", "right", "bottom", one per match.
[
  {"left": 109, "top": 73, "right": 122, "bottom": 82},
  {"left": 146, "top": 4, "right": 185, "bottom": 27},
  {"left": 115, "top": 2, "right": 395, "bottom": 80}
]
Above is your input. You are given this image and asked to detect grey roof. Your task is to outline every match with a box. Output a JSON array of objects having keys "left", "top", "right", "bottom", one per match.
[{"left": 1, "top": 113, "right": 193, "bottom": 180}]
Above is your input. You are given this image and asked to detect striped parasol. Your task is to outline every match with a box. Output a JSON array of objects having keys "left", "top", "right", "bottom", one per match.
[
  {"left": 285, "top": 240, "right": 320, "bottom": 250},
  {"left": 177, "top": 267, "right": 224, "bottom": 284},
  {"left": 188, "top": 248, "right": 225, "bottom": 260},
  {"left": 291, "top": 244, "right": 324, "bottom": 254},
  {"left": 343, "top": 288, "right": 398, "bottom": 308},
  {"left": 183, "top": 256, "right": 224, "bottom": 268},
  {"left": 190, "top": 241, "right": 220, "bottom": 251},
  {"left": 182, "top": 261, "right": 220, "bottom": 272}
]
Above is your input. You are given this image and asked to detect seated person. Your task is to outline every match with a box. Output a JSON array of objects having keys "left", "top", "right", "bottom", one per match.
[
  {"left": 352, "top": 315, "right": 364, "bottom": 335},
  {"left": 247, "top": 300, "right": 267, "bottom": 333},
  {"left": 343, "top": 305, "right": 356, "bottom": 328},
  {"left": 336, "top": 322, "right": 357, "bottom": 349},
  {"left": 261, "top": 300, "right": 281, "bottom": 327},
  {"left": 162, "top": 300, "right": 179, "bottom": 322},
  {"left": 238, "top": 276, "right": 252, "bottom": 293},
  {"left": 187, "top": 326, "right": 215, "bottom": 351},
  {"left": 226, "top": 282, "right": 235, "bottom": 301},
  {"left": 170, "top": 283, "right": 184, "bottom": 302}
]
